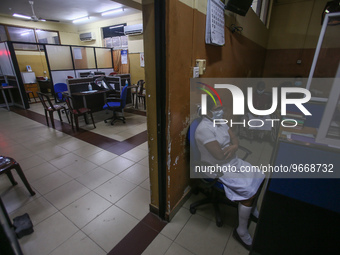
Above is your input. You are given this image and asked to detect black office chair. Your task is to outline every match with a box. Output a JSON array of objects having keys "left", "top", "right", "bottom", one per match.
[
  {"left": 188, "top": 117, "right": 252, "bottom": 227},
  {"left": 103, "top": 85, "right": 128, "bottom": 125}
]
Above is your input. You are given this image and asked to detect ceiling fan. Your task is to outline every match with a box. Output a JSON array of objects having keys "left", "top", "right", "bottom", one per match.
[{"left": 13, "top": 1, "right": 59, "bottom": 22}]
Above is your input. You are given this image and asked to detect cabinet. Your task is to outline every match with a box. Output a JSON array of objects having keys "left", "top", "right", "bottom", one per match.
[{"left": 24, "top": 83, "right": 39, "bottom": 98}]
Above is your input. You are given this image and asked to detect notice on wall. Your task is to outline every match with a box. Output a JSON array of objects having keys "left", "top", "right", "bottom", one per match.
[
  {"left": 73, "top": 48, "right": 83, "bottom": 59},
  {"left": 121, "top": 50, "right": 128, "bottom": 64},
  {"left": 140, "top": 52, "right": 144, "bottom": 67},
  {"left": 205, "top": 0, "right": 225, "bottom": 46}
]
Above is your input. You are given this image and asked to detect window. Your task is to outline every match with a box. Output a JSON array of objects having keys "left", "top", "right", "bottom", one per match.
[
  {"left": 0, "top": 24, "right": 60, "bottom": 50},
  {"left": 252, "top": 0, "right": 271, "bottom": 25},
  {"left": 36, "top": 30, "right": 60, "bottom": 44},
  {"left": 102, "top": 23, "right": 128, "bottom": 49}
]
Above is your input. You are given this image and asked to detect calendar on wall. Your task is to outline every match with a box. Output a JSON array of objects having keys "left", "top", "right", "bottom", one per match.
[{"left": 205, "top": 0, "right": 225, "bottom": 46}]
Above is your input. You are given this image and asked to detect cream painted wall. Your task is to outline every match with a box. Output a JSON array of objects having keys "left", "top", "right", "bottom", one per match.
[
  {"left": 75, "top": 12, "right": 144, "bottom": 52},
  {"left": 179, "top": 0, "right": 269, "bottom": 48},
  {"left": 267, "top": 0, "right": 328, "bottom": 49}
]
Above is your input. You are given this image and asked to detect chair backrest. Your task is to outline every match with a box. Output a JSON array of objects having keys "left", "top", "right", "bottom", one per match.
[
  {"left": 64, "top": 95, "right": 77, "bottom": 114},
  {"left": 37, "top": 92, "right": 55, "bottom": 110},
  {"left": 120, "top": 85, "right": 128, "bottom": 109},
  {"left": 54, "top": 83, "right": 68, "bottom": 101},
  {"left": 188, "top": 117, "right": 202, "bottom": 163},
  {"left": 137, "top": 80, "right": 145, "bottom": 95}
]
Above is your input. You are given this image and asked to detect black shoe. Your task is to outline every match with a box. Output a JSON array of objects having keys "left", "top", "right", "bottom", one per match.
[{"left": 233, "top": 229, "right": 252, "bottom": 251}]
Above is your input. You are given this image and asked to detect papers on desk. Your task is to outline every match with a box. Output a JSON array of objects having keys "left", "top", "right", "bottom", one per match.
[
  {"left": 282, "top": 131, "right": 314, "bottom": 139},
  {"left": 82, "top": 90, "right": 98, "bottom": 93}
]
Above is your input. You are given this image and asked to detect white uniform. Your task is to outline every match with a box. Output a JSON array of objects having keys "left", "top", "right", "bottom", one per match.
[{"left": 195, "top": 117, "right": 265, "bottom": 201}]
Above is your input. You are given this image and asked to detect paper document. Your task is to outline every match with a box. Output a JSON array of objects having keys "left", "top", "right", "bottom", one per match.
[{"left": 205, "top": 0, "right": 225, "bottom": 46}]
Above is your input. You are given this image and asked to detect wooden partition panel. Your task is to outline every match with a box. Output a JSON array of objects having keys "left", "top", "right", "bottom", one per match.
[{"left": 165, "top": 1, "right": 267, "bottom": 220}]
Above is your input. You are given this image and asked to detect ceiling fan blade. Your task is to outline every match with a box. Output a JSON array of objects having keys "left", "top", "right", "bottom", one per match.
[{"left": 40, "top": 18, "right": 60, "bottom": 22}]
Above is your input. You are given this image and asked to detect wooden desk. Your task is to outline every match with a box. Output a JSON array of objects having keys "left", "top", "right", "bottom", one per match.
[
  {"left": 24, "top": 83, "right": 39, "bottom": 98},
  {"left": 0, "top": 86, "right": 16, "bottom": 111},
  {"left": 72, "top": 89, "right": 109, "bottom": 109}
]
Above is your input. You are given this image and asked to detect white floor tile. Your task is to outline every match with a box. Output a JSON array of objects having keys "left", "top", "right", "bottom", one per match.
[
  {"left": 121, "top": 147, "right": 149, "bottom": 162},
  {"left": 94, "top": 176, "right": 136, "bottom": 204},
  {"left": 73, "top": 144, "right": 103, "bottom": 158},
  {"left": 24, "top": 162, "right": 59, "bottom": 183},
  {"left": 19, "top": 212, "right": 78, "bottom": 255},
  {"left": 76, "top": 167, "right": 115, "bottom": 190},
  {"left": 9, "top": 196, "right": 57, "bottom": 226},
  {"left": 161, "top": 208, "right": 192, "bottom": 241},
  {"left": 116, "top": 186, "right": 150, "bottom": 220},
  {"left": 60, "top": 159, "right": 97, "bottom": 179},
  {"left": 175, "top": 214, "right": 232, "bottom": 255},
  {"left": 101, "top": 156, "right": 136, "bottom": 175},
  {"left": 165, "top": 242, "right": 194, "bottom": 255},
  {"left": 142, "top": 234, "right": 173, "bottom": 255},
  {"left": 49, "top": 231, "right": 106, "bottom": 255},
  {"left": 82, "top": 205, "right": 139, "bottom": 252},
  {"left": 140, "top": 178, "right": 150, "bottom": 191},
  {"left": 31, "top": 171, "right": 72, "bottom": 195},
  {"left": 61, "top": 191, "right": 112, "bottom": 228},
  {"left": 1, "top": 184, "right": 39, "bottom": 213},
  {"left": 45, "top": 180, "right": 90, "bottom": 210},
  {"left": 118, "top": 163, "right": 149, "bottom": 185},
  {"left": 17, "top": 155, "right": 46, "bottom": 171},
  {"left": 49, "top": 153, "right": 84, "bottom": 170},
  {"left": 87, "top": 150, "right": 118, "bottom": 166}
]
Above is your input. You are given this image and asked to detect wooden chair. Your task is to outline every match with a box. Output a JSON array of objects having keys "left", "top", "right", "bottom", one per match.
[
  {"left": 37, "top": 92, "right": 69, "bottom": 128},
  {"left": 136, "top": 80, "right": 146, "bottom": 110},
  {"left": 0, "top": 156, "right": 35, "bottom": 196},
  {"left": 26, "top": 90, "right": 37, "bottom": 103},
  {"left": 64, "top": 95, "right": 96, "bottom": 131}
]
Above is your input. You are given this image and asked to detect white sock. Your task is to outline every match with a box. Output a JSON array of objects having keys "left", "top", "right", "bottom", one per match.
[
  {"left": 252, "top": 205, "right": 259, "bottom": 218},
  {"left": 251, "top": 195, "right": 259, "bottom": 218},
  {"left": 237, "top": 203, "right": 253, "bottom": 245}
]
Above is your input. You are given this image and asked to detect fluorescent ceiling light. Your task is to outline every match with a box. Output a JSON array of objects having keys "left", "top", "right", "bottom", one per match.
[
  {"left": 72, "top": 16, "right": 90, "bottom": 23},
  {"left": 101, "top": 8, "right": 124, "bottom": 16},
  {"left": 109, "top": 25, "right": 124, "bottom": 29},
  {"left": 13, "top": 13, "right": 32, "bottom": 20},
  {"left": 21, "top": 32, "right": 31, "bottom": 36}
]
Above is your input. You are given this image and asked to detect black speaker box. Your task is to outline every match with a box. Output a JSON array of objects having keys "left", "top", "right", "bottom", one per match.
[{"left": 225, "top": 0, "right": 253, "bottom": 16}]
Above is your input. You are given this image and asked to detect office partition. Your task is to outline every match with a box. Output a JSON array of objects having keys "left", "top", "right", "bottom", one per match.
[{"left": 96, "top": 48, "right": 113, "bottom": 68}]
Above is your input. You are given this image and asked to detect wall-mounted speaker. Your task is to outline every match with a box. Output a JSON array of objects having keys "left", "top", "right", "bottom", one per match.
[{"left": 225, "top": 0, "right": 253, "bottom": 16}]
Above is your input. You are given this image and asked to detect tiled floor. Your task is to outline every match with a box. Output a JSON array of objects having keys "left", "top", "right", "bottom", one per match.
[{"left": 0, "top": 104, "right": 273, "bottom": 255}]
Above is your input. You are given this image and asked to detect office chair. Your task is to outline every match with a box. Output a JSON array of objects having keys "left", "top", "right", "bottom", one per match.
[
  {"left": 54, "top": 83, "right": 68, "bottom": 103},
  {"left": 188, "top": 117, "right": 252, "bottom": 227},
  {"left": 103, "top": 85, "right": 128, "bottom": 125},
  {"left": 64, "top": 95, "right": 96, "bottom": 131}
]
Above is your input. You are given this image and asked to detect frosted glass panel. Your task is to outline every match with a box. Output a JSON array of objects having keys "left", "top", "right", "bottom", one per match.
[
  {"left": 46, "top": 45, "right": 73, "bottom": 70},
  {"left": 96, "top": 48, "right": 112, "bottom": 68},
  {"left": 0, "top": 42, "right": 15, "bottom": 75},
  {"left": 72, "top": 47, "right": 96, "bottom": 69}
]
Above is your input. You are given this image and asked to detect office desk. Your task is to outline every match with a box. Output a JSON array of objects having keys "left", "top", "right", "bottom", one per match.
[
  {"left": 72, "top": 89, "right": 109, "bottom": 110},
  {"left": 0, "top": 86, "right": 15, "bottom": 111},
  {"left": 251, "top": 126, "right": 340, "bottom": 255}
]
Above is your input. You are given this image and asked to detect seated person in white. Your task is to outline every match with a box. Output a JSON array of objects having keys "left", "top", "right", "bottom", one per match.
[
  {"left": 247, "top": 81, "right": 272, "bottom": 132},
  {"left": 195, "top": 97, "right": 265, "bottom": 250}
]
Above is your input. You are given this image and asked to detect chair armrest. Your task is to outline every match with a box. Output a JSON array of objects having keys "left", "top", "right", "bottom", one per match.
[{"left": 238, "top": 145, "right": 252, "bottom": 160}]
